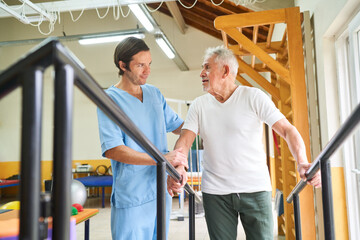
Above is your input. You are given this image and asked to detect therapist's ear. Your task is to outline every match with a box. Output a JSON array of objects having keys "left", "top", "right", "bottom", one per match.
[{"left": 119, "top": 61, "right": 127, "bottom": 72}]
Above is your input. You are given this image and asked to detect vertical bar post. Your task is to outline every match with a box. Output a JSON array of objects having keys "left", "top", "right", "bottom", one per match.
[
  {"left": 189, "top": 193, "right": 195, "bottom": 240},
  {"left": 293, "top": 194, "right": 302, "bottom": 240},
  {"left": 85, "top": 220, "right": 90, "bottom": 240},
  {"left": 321, "top": 159, "right": 335, "bottom": 240},
  {"left": 20, "top": 67, "right": 43, "bottom": 240},
  {"left": 102, "top": 186, "right": 105, "bottom": 208},
  {"left": 52, "top": 64, "right": 74, "bottom": 240},
  {"left": 157, "top": 161, "right": 166, "bottom": 240}
]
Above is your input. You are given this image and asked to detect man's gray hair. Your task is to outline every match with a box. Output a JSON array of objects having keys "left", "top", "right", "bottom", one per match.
[{"left": 204, "top": 46, "right": 239, "bottom": 77}]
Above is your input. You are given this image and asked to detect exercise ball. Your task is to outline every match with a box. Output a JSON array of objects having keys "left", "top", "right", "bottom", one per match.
[
  {"left": 0, "top": 201, "right": 20, "bottom": 210},
  {"left": 71, "top": 180, "right": 87, "bottom": 206}
]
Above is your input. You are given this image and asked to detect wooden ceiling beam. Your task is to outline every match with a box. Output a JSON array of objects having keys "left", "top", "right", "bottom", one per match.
[
  {"left": 178, "top": 8, "right": 259, "bottom": 40},
  {"left": 184, "top": 18, "right": 240, "bottom": 44},
  {"left": 180, "top": 10, "right": 215, "bottom": 30},
  {"left": 149, "top": 2, "right": 269, "bottom": 44},
  {"left": 198, "top": 0, "right": 251, "bottom": 14},
  {"left": 194, "top": 0, "right": 269, "bottom": 34},
  {"left": 180, "top": 4, "right": 218, "bottom": 20},
  {"left": 196, "top": 0, "right": 236, "bottom": 15},
  {"left": 165, "top": 1, "right": 187, "bottom": 34},
  {"left": 177, "top": 0, "right": 240, "bottom": 16}
]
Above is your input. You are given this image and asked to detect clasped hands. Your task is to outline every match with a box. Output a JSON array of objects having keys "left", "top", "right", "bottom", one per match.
[{"left": 165, "top": 148, "right": 188, "bottom": 197}]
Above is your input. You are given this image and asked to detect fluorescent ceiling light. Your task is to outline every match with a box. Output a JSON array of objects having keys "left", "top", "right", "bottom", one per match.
[
  {"left": 128, "top": 4, "right": 155, "bottom": 32},
  {"left": 78, "top": 33, "right": 145, "bottom": 45},
  {"left": 155, "top": 35, "right": 175, "bottom": 59}
]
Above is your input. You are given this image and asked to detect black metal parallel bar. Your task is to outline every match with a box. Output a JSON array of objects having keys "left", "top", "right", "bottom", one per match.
[
  {"left": 265, "top": 125, "right": 270, "bottom": 171},
  {"left": 52, "top": 64, "right": 74, "bottom": 240},
  {"left": 102, "top": 187, "right": 105, "bottom": 208},
  {"left": 19, "top": 67, "right": 44, "bottom": 240},
  {"left": 287, "top": 103, "right": 360, "bottom": 202},
  {"left": 189, "top": 193, "right": 195, "bottom": 240},
  {"left": 286, "top": 180, "right": 306, "bottom": 203},
  {"left": 0, "top": 38, "right": 54, "bottom": 99},
  {"left": 307, "top": 103, "right": 360, "bottom": 178},
  {"left": 321, "top": 159, "right": 335, "bottom": 240},
  {"left": 293, "top": 194, "right": 302, "bottom": 240},
  {"left": 157, "top": 161, "right": 166, "bottom": 240},
  {"left": 85, "top": 220, "right": 89, "bottom": 240}
]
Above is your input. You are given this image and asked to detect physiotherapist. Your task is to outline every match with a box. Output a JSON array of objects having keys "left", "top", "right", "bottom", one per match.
[{"left": 97, "top": 37, "right": 188, "bottom": 239}]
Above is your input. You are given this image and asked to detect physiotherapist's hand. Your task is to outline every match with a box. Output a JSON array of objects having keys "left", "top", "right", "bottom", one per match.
[
  {"left": 298, "top": 162, "right": 322, "bottom": 188},
  {"left": 165, "top": 148, "right": 188, "bottom": 169},
  {"left": 167, "top": 166, "right": 188, "bottom": 197}
]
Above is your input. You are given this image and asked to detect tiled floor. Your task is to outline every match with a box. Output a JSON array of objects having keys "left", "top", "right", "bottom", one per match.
[
  {"left": 76, "top": 194, "right": 280, "bottom": 240},
  {"left": 0, "top": 194, "right": 281, "bottom": 239},
  {"left": 76, "top": 196, "right": 232, "bottom": 240}
]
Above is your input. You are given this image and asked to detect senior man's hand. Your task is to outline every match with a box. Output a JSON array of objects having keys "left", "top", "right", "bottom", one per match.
[
  {"left": 298, "top": 162, "right": 321, "bottom": 188},
  {"left": 167, "top": 166, "right": 188, "bottom": 197}
]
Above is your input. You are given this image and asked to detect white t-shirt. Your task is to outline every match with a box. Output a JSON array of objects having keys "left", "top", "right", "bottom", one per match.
[{"left": 183, "top": 86, "right": 285, "bottom": 194}]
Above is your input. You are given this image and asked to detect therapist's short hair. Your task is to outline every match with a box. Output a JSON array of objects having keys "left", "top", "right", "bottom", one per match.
[
  {"left": 114, "top": 37, "right": 150, "bottom": 76},
  {"left": 203, "top": 46, "right": 239, "bottom": 77}
]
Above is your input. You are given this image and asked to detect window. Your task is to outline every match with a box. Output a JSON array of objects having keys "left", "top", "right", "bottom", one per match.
[{"left": 335, "top": 11, "right": 360, "bottom": 239}]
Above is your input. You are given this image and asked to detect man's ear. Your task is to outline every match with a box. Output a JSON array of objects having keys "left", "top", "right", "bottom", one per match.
[
  {"left": 223, "top": 65, "right": 230, "bottom": 78},
  {"left": 119, "top": 61, "right": 127, "bottom": 72}
]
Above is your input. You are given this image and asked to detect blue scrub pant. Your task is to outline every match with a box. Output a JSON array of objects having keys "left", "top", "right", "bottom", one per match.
[{"left": 111, "top": 193, "right": 172, "bottom": 240}]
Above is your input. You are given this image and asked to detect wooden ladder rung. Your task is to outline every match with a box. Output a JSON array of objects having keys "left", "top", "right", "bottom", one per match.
[
  {"left": 289, "top": 171, "right": 297, "bottom": 178},
  {"left": 281, "top": 224, "right": 286, "bottom": 234},
  {"left": 285, "top": 95, "right": 292, "bottom": 105},
  {"left": 286, "top": 110, "right": 293, "bottom": 118}
]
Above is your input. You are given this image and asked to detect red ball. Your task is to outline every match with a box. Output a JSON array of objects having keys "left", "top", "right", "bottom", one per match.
[{"left": 72, "top": 203, "right": 83, "bottom": 212}]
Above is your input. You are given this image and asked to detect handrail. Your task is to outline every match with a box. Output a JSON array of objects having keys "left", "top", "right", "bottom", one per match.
[
  {"left": 287, "top": 102, "right": 360, "bottom": 203},
  {"left": 286, "top": 102, "right": 360, "bottom": 240},
  {"left": 0, "top": 38, "right": 201, "bottom": 240}
]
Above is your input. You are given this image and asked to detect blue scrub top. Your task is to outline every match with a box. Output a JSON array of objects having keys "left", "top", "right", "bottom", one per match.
[{"left": 97, "top": 84, "right": 183, "bottom": 208}]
